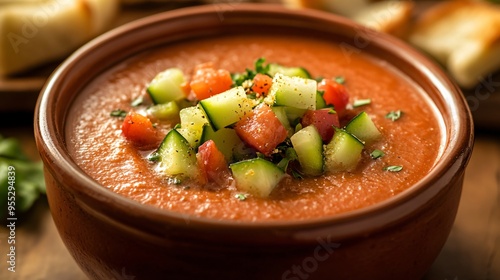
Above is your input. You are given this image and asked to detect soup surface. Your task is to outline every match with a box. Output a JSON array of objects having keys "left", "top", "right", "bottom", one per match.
[{"left": 67, "top": 34, "right": 443, "bottom": 221}]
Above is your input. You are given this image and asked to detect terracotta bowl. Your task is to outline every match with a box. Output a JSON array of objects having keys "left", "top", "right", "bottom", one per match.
[{"left": 34, "top": 4, "right": 474, "bottom": 280}]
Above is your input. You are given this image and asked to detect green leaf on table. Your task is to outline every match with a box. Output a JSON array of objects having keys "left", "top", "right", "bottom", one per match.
[{"left": 0, "top": 135, "right": 46, "bottom": 218}]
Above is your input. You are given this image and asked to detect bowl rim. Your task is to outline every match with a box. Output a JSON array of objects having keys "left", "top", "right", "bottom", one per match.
[{"left": 35, "top": 3, "right": 474, "bottom": 236}]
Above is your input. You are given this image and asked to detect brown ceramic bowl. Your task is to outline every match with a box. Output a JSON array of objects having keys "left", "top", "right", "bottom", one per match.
[{"left": 34, "top": 4, "right": 474, "bottom": 280}]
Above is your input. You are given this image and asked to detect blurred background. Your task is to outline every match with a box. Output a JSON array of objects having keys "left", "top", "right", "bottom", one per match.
[{"left": 0, "top": 1, "right": 499, "bottom": 279}]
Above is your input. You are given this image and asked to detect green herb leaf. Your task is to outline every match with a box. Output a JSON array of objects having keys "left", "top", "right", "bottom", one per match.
[
  {"left": 235, "top": 193, "right": 248, "bottom": 201},
  {"left": 277, "top": 147, "right": 298, "bottom": 171},
  {"left": 383, "top": 165, "right": 403, "bottom": 172},
  {"left": 0, "top": 135, "right": 46, "bottom": 219},
  {"left": 315, "top": 76, "right": 324, "bottom": 83},
  {"left": 110, "top": 109, "right": 127, "bottom": 118},
  {"left": 353, "top": 99, "right": 371, "bottom": 108},
  {"left": 147, "top": 152, "right": 160, "bottom": 162},
  {"left": 131, "top": 96, "right": 144, "bottom": 107},
  {"left": 255, "top": 57, "right": 270, "bottom": 74},
  {"left": 328, "top": 108, "right": 337, "bottom": 114},
  {"left": 232, "top": 58, "right": 271, "bottom": 87},
  {"left": 291, "top": 170, "right": 304, "bottom": 179},
  {"left": 169, "top": 177, "right": 182, "bottom": 185},
  {"left": 334, "top": 76, "right": 345, "bottom": 84},
  {"left": 370, "top": 149, "right": 385, "bottom": 159},
  {"left": 385, "top": 110, "right": 403, "bottom": 121},
  {"left": 295, "top": 123, "right": 303, "bottom": 133}
]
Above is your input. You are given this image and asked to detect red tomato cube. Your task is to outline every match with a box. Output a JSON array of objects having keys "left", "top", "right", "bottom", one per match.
[
  {"left": 301, "top": 109, "right": 340, "bottom": 142},
  {"left": 234, "top": 104, "right": 287, "bottom": 156},
  {"left": 189, "top": 63, "right": 233, "bottom": 100},
  {"left": 197, "top": 140, "right": 230, "bottom": 186},
  {"left": 121, "top": 111, "right": 161, "bottom": 149}
]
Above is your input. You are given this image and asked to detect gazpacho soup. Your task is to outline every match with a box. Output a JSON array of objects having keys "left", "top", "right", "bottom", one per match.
[{"left": 67, "top": 34, "right": 443, "bottom": 221}]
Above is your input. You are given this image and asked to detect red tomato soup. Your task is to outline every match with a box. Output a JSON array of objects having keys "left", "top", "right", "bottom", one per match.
[{"left": 66, "top": 34, "right": 443, "bottom": 221}]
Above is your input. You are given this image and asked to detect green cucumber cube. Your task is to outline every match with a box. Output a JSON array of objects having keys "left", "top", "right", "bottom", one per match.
[
  {"left": 324, "top": 128, "right": 364, "bottom": 172},
  {"left": 200, "top": 86, "right": 255, "bottom": 131},
  {"left": 345, "top": 111, "right": 381, "bottom": 144},
  {"left": 155, "top": 129, "right": 198, "bottom": 179},
  {"left": 230, "top": 158, "right": 285, "bottom": 198},
  {"left": 268, "top": 63, "right": 311, "bottom": 78},
  {"left": 265, "top": 73, "right": 317, "bottom": 110},
  {"left": 290, "top": 125, "right": 324, "bottom": 176},
  {"left": 147, "top": 68, "right": 187, "bottom": 104},
  {"left": 201, "top": 125, "right": 243, "bottom": 162},
  {"left": 177, "top": 105, "right": 209, "bottom": 148}
]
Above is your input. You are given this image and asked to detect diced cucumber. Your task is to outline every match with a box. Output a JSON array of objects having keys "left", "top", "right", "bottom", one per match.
[
  {"left": 290, "top": 125, "right": 324, "bottom": 176},
  {"left": 177, "top": 105, "right": 209, "bottom": 148},
  {"left": 271, "top": 106, "right": 294, "bottom": 137},
  {"left": 230, "top": 158, "right": 285, "bottom": 197},
  {"left": 324, "top": 128, "right": 364, "bottom": 172},
  {"left": 155, "top": 129, "right": 198, "bottom": 180},
  {"left": 316, "top": 91, "right": 327, "bottom": 109},
  {"left": 265, "top": 73, "right": 317, "bottom": 110},
  {"left": 147, "top": 101, "right": 180, "bottom": 121},
  {"left": 199, "top": 86, "right": 255, "bottom": 131},
  {"left": 201, "top": 125, "right": 242, "bottom": 162},
  {"left": 232, "top": 142, "right": 257, "bottom": 162},
  {"left": 284, "top": 106, "right": 307, "bottom": 125},
  {"left": 345, "top": 111, "right": 381, "bottom": 144},
  {"left": 268, "top": 63, "right": 311, "bottom": 78},
  {"left": 147, "top": 68, "right": 187, "bottom": 104}
]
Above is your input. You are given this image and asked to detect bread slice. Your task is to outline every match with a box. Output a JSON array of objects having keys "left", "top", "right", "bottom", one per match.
[
  {"left": 284, "top": 0, "right": 414, "bottom": 39},
  {"left": 409, "top": 1, "right": 500, "bottom": 88},
  {"left": 0, "top": 0, "right": 119, "bottom": 76},
  {"left": 352, "top": 1, "right": 414, "bottom": 39},
  {"left": 283, "top": 0, "right": 371, "bottom": 17}
]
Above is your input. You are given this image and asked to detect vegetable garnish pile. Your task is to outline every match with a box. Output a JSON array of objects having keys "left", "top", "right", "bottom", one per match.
[{"left": 114, "top": 58, "right": 391, "bottom": 198}]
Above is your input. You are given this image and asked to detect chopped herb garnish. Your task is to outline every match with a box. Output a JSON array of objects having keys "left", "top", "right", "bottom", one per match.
[
  {"left": 247, "top": 93, "right": 257, "bottom": 99},
  {"left": 169, "top": 177, "right": 182, "bottom": 185},
  {"left": 232, "top": 57, "right": 271, "bottom": 87},
  {"left": 328, "top": 108, "right": 337, "bottom": 114},
  {"left": 235, "top": 193, "right": 248, "bottom": 201},
  {"left": 353, "top": 99, "right": 371, "bottom": 108},
  {"left": 295, "top": 123, "right": 303, "bottom": 132},
  {"left": 110, "top": 109, "right": 127, "bottom": 118},
  {"left": 255, "top": 57, "right": 270, "bottom": 75},
  {"left": 277, "top": 147, "right": 298, "bottom": 171},
  {"left": 385, "top": 110, "right": 403, "bottom": 121},
  {"left": 131, "top": 96, "right": 144, "bottom": 107},
  {"left": 370, "top": 149, "right": 385, "bottom": 159},
  {"left": 315, "top": 76, "right": 324, "bottom": 83},
  {"left": 383, "top": 165, "right": 403, "bottom": 172},
  {"left": 147, "top": 152, "right": 160, "bottom": 162},
  {"left": 334, "top": 76, "right": 345, "bottom": 84},
  {"left": 291, "top": 170, "right": 304, "bottom": 179}
]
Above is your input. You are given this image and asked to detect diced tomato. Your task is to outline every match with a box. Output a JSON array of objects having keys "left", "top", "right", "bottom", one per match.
[
  {"left": 301, "top": 109, "right": 340, "bottom": 142},
  {"left": 180, "top": 81, "right": 191, "bottom": 95},
  {"left": 234, "top": 104, "right": 287, "bottom": 156},
  {"left": 121, "top": 111, "right": 161, "bottom": 149},
  {"left": 251, "top": 73, "right": 273, "bottom": 96},
  {"left": 197, "top": 140, "right": 230, "bottom": 186},
  {"left": 189, "top": 63, "right": 233, "bottom": 100},
  {"left": 318, "top": 78, "right": 349, "bottom": 115}
]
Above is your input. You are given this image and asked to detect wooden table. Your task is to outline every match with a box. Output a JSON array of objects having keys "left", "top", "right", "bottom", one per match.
[{"left": 1, "top": 2, "right": 499, "bottom": 280}]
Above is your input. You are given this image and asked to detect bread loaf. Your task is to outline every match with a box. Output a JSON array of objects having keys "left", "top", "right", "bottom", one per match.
[
  {"left": 409, "top": 1, "right": 500, "bottom": 88},
  {"left": 0, "top": 0, "right": 119, "bottom": 76}
]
